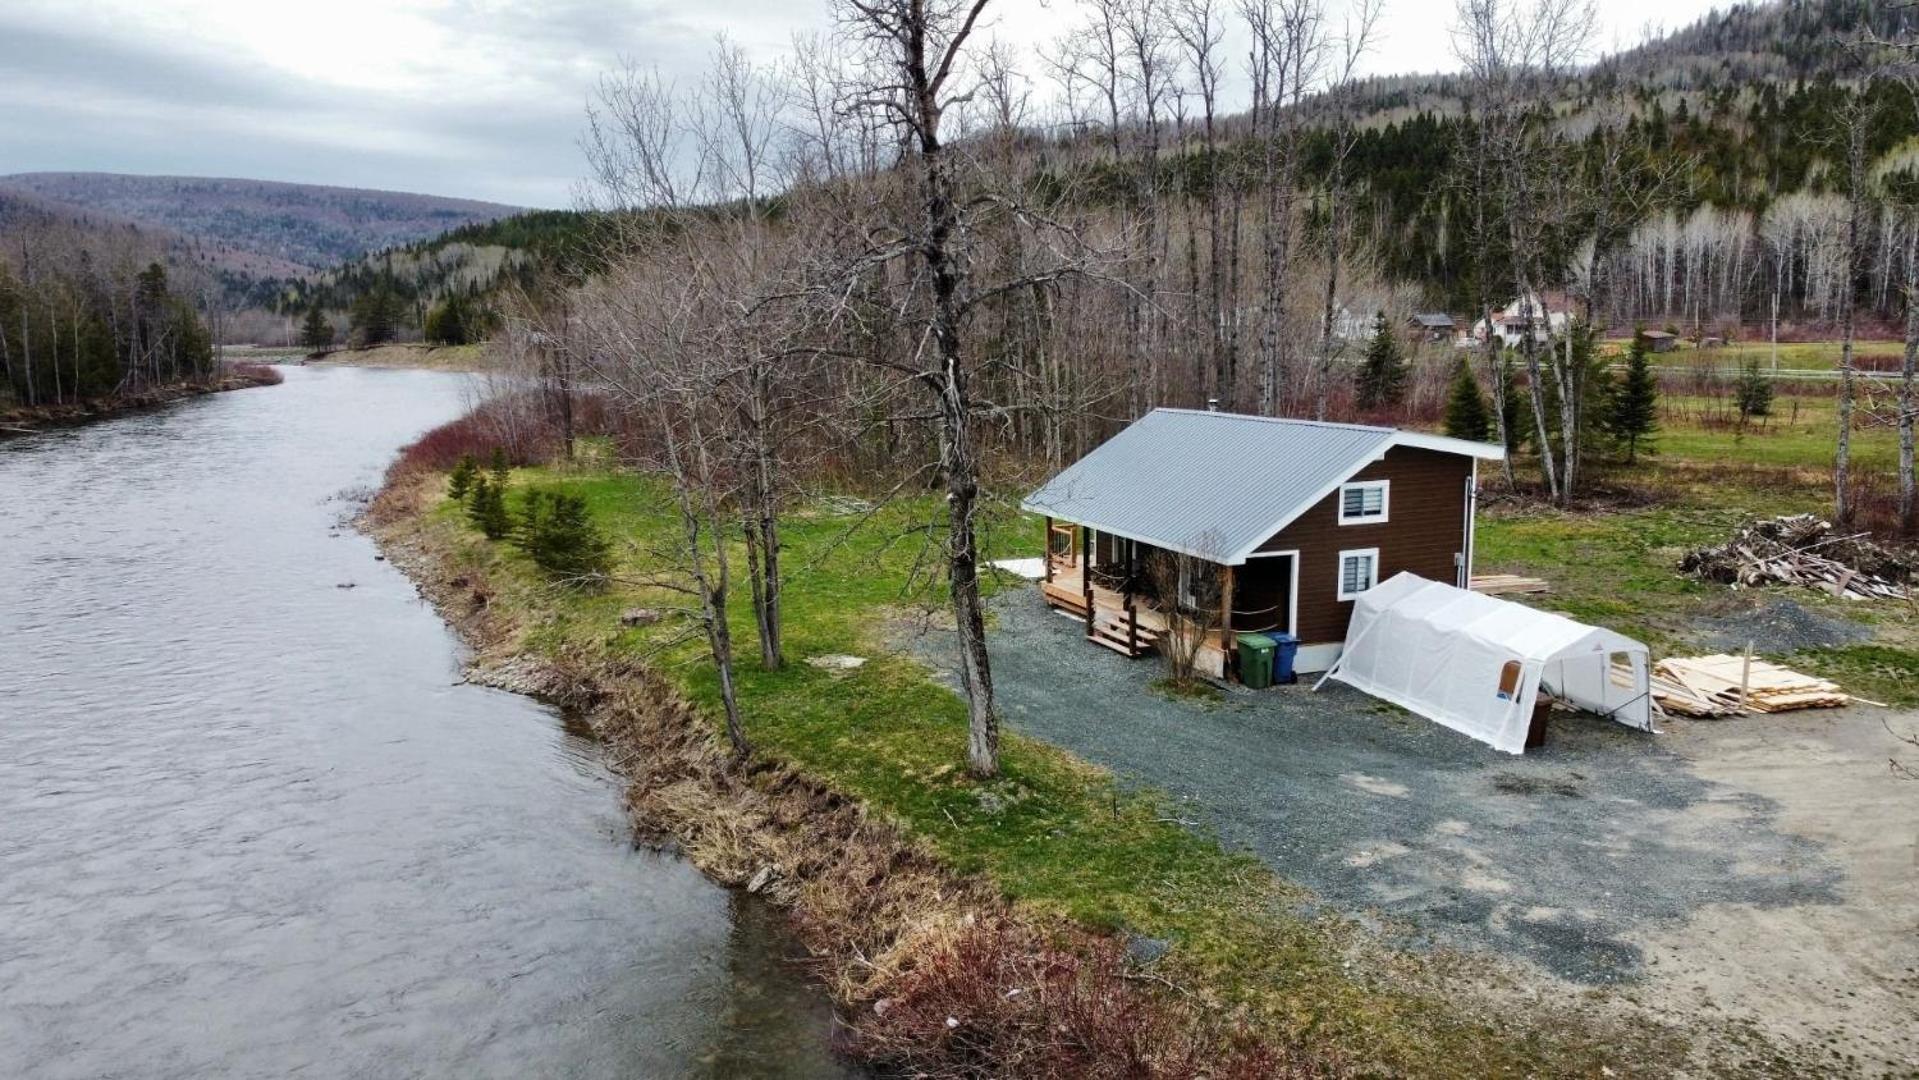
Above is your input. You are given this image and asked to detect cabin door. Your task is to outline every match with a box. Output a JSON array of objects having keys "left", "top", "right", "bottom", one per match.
[{"left": 1236, "top": 552, "right": 1297, "bottom": 637}]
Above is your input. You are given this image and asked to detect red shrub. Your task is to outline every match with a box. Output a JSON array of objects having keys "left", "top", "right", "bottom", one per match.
[{"left": 387, "top": 390, "right": 626, "bottom": 482}]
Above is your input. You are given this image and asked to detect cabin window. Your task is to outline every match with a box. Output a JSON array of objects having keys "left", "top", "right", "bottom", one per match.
[
  {"left": 1338, "top": 480, "right": 1390, "bottom": 524},
  {"left": 1337, "top": 548, "right": 1379, "bottom": 600}
]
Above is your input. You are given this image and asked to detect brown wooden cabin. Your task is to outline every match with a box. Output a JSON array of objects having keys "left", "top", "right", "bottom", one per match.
[{"left": 1022, "top": 408, "right": 1505, "bottom": 680}]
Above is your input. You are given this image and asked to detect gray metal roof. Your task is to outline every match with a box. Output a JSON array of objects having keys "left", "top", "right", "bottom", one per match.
[
  {"left": 1411, "top": 312, "right": 1455, "bottom": 327},
  {"left": 1021, "top": 409, "right": 1397, "bottom": 564}
]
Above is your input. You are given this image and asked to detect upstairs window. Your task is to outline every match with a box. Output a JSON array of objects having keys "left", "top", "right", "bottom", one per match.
[
  {"left": 1338, "top": 480, "right": 1390, "bottom": 525},
  {"left": 1337, "top": 548, "right": 1379, "bottom": 600}
]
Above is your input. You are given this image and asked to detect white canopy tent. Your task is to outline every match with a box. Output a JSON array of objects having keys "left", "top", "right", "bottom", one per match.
[{"left": 1316, "top": 573, "right": 1653, "bottom": 754}]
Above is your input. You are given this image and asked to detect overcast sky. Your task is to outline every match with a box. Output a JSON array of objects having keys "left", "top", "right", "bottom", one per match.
[{"left": 0, "top": 0, "right": 1723, "bottom": 208}]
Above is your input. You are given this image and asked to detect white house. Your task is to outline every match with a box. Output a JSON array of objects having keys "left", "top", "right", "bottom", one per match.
[{"left": 1471, "top": 293, "right": 1572, "bottom": 348}]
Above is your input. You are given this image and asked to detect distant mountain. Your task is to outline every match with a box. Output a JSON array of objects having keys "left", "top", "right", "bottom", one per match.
[{"left": 0, "top": 172, "right": 524, "bottom": 274}]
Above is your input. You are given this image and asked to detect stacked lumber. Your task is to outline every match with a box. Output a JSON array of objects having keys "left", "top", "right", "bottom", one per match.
[
  {"left": 1651, "top": 654, "right": 1849, "bottom": 715},
  {"left": 1680, "top": 515, "right": 1912, "bottom": 600},
  {"left": 1471, "top": 573, "right": 1550, "bottom": 595}
]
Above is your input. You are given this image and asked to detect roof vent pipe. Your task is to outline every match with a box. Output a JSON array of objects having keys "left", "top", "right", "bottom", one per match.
[{"left": 1206, "top": 397, "right": 1219, "bottom": 412}]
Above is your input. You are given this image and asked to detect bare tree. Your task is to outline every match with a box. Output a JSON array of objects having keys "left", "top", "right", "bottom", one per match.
[{"left": 835, "top": 0, "right": 1007, "bottom": 778}]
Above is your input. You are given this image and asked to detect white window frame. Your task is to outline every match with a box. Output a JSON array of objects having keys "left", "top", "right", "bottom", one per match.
[
  {"left": 1337, "top": 548, "right": 1380, "bottom": 601},
  {"left": 1337, "top": 480, "right": 1390, "bottom": 525}
]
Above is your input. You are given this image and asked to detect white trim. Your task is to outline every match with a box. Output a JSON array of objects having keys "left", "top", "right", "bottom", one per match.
[
  {"left": 1337, "top": 479, "right": 1390, "bottom": 525},
  {"left": 1241, "top": 548, "right": 1301, "bottom": 636},
  {"left": 1391, "top": 429, "right": 1506, "bottom": 461},
  {"left": 1336, "top": 548, "right": 1380, "bottom": 601}
]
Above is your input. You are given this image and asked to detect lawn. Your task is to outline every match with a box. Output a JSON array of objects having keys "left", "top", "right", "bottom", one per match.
[
  {"left": 1605, "top": 338, "right": 1909, "bottom": 372},
  {"left": 408, "top": 445, "right": 1663, "bottom": 1077}
]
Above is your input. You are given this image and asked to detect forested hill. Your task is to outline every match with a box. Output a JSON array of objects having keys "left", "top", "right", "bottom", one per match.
[{"left": 0, "top": 173, "right": 523, "bottom": 271}]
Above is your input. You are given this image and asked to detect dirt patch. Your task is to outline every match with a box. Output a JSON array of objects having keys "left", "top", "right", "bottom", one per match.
[{"left": 1691, "top": 596, "right": 1872, "bottom": 654}]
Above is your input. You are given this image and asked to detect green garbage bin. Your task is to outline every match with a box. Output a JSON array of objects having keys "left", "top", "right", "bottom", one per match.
[{"left": 1237, "top": 632, "right": 1277, "bottom": 689}]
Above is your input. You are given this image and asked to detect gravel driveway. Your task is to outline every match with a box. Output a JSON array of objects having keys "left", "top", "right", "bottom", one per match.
[{"left": 897, "top": 593, "right": 1842, "bottom": 985}]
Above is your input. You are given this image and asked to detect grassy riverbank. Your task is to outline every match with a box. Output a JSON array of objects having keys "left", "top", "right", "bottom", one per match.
[
  {"left": 368, "top": 443, "right": 1740, "bottom": 1078},
  {"left": 307, "top": 342, "right": 495, "bottom": 372}
]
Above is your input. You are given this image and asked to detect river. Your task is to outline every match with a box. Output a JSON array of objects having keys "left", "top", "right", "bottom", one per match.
[{"left": 0, "top": 366, "right": 851, "bottom": 1079}]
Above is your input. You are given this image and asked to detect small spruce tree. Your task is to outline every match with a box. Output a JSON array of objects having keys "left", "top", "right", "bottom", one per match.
[
  {"left": 1354, "top": 311, "right": 1409, "bottom": 410},
  {"left": 1611, "top": 330, "right": 1660, "bottom": 462},
  {"left": 489, "top": 446, "right": 510, "bottom": 488},
  {"left": 465, "top": 475, "right": 511, "bottom": 540},
  {"left": 1443, "top": 356, "right": 1491, "bottom": 442},
  {"left": 513, "top": 488, "right": 611, "bottom": 583},
  {"left": 447, "top": 454, "right": 478, "bottom": 501},
  {"left": 299, "top": 305, "right": 334, "bottom": 351},
  {"left": 1735, "top": 359, "right": 1775, "bottom": 424}
]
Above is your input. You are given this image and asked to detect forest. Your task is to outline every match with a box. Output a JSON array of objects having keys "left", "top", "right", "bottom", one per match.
[{"left": 0, "top": 220, "right": 218, "bottom": 410}]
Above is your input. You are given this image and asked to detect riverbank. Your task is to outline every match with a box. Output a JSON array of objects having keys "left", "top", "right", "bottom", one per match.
[
  {"left": 0, "top": 364, "right": 282, "bottom": 438},
  {"left": 363, "top": 451, "right": 1768, "bottom": 1078},
  {"left": 306, "top": 342, "right": 495, "bottom": 372}
]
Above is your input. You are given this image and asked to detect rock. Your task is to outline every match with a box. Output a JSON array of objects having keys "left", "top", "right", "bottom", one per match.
[
  {"left": 1124, "top": 934, "right": 1171, "bottom": 966},
  {"left": 805, "top": 653, "right": 867, "bottom": 672},
  {"left": 746, "top": 865, "right": 776, "bottom": 894},
  {"left": 335, "top": 582, "right": 356, "bottom": 590},
  {"left": 374, "top": 555, "right": 386, "bottom": 562},
  {"left": 872, "top": 998, "right": 894, "bottom": 1017},
  {"left": 620, "top": 608, "right": 664, "bottom": 628}
]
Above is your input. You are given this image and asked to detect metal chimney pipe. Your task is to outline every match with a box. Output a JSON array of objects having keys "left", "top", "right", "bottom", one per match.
[{"left": 1206, "top": 397, "right": 1219, "bottom": 412}]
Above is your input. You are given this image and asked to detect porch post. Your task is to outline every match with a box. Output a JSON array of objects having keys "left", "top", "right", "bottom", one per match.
[
  {"left": 1124, "top": 540, "right": 1138, "bottom": 654},
  {"left": 1220, "top": 564, "right": 1236, "bottom": 679},
  {"left": 1043, "top": 516, "right": 1054, "bottom": 582},
  {"left": 1081, "top": 526, "right": 1095, "bottom": 636}
]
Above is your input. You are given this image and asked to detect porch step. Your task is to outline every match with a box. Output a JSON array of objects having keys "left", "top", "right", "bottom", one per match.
[
  {"left": 1089, "top": 613, "right": 1159, "bottom": 658},
  {"left": 1041, "top": 579, "right": 1089, "bottom": 616}
]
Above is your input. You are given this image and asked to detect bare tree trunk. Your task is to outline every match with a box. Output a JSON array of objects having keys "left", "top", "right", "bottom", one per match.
[{"left": 1899, "top": 234, "right": 1917, "bottom": 532}]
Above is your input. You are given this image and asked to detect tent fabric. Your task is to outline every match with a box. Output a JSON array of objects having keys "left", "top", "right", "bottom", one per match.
[{"left": 1322, "top": 573, "right": 1652, "bottom": 754}]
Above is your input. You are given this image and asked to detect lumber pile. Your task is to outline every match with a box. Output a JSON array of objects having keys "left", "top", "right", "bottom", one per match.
[
  {"left": 1650, "top": 654, "right": 1849, "bottom": 716},
  {"left": 1680, "top": 515, "right": 1912, "bottom": 600},
  {"left": 1471, "top": 573, "right": 1550, "bottom": 595}
]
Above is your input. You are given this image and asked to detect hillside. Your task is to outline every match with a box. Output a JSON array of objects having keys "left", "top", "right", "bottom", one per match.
[{"left": 0, "top": 173, "right": 524, "bottom": 271}]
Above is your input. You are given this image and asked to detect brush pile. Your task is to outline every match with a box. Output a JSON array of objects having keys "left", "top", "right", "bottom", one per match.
[{"left": 1680, "top": 515, "right": 1913, "bottom": 600}]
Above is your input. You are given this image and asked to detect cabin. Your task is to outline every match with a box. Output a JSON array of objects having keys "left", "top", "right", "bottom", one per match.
[
  {"left": 1408, "top": 312, "right": 1455, "bottom": 343},
  {"left": 1022, "top": 409, "right": 1506, "bottom": 680}
]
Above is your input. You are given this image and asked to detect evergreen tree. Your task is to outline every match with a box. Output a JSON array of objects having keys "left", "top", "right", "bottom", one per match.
[
  {"left": 299, "top": 305, "right": 334, "bottom": 350},
  {"left": 512, "top": 488, "right": 611, "bottom": 583},
  {"left": 465, "top": 475, "right": 511, "bottom": 540},
  {"left": 348, "top": 283, "right": 403, "bottom": 347},
  {"left": 1499, "top": 357, "right": 1526, "bottom": 453},
  {"left": 1354, "top": 311, "right": 1409, "bottom": 410},
  {"left": 489, "top": 446, "right": 510, "bottom": 488},
  {"left": 1443, "top": 356, "right": 1491, "bottom": 442},
  {"left": 447, "top": 454, "right": 478, "bottom": 501},
  {"left": 1735, "top": 359, "right": 1775, "bottom": 424},
  {"left": 1611, "top": 330, "right": 1660, "bottom": 462}
]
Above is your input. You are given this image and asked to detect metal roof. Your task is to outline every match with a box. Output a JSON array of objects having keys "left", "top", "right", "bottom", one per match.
[
  {"left": 1411, "top": 312, "right": 1455, "bottom": 327},
  {"left": 1022, "top": 409, "right": 1398, "bottom": 564}
]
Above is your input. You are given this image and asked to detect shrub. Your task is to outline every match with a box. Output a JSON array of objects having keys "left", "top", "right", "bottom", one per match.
[
  {"left": 512, "top": 488, "right": 612, "bottom": 583},
  {"left": 1735, "top": 359, "right": 1774, "bottom": 422},
  {"left": 448, "top": 454, "right": 478, "bottom": 501}
]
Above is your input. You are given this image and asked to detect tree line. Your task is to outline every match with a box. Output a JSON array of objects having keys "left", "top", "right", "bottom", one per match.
[{"left": 0, "top": 221, "right": 216, "bottom": 408}]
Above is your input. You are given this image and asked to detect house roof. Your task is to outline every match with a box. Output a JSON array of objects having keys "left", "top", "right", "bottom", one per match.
[
  {"left": 1638, "top": 330, "right": 1676, "bottom": 339},
  {"left": 1411, "top": 313, "right": 1455, "bottom": 328},
  {"left": 1021, "top": 409, "right": 1504, "bottom": 565}
]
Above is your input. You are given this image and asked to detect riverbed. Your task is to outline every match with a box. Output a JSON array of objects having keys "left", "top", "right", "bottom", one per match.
[{"left": 0, "top": 366, "right": 850, "bottom": 1078}]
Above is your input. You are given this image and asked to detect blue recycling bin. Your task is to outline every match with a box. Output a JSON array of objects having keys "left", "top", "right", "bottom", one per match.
[{"left": 1267, "top": 632, "right": 1299, "bottom": 684}]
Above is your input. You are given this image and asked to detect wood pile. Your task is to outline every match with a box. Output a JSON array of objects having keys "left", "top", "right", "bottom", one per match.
[
  {"left": 1470, "top": 573, "right": 1550, "bottom": 595},
  {"left": 1649, "top": 654, "right": 1850, "bottom": 716},
  {"left": 1679, "top": 514, "right": 1912, "bottom": 601}
]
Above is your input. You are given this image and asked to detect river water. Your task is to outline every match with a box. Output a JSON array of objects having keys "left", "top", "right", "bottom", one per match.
[{"left": 0, "top": 366, "right": 851, "bottom": 1079}]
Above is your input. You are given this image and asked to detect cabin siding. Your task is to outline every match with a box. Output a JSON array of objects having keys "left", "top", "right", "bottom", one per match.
[{"left": 1254, "top": 447, "right": 1470, "bottom": 643}]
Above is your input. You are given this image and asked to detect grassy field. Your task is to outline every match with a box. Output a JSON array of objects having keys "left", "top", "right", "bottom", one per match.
[
  {"left": 1605, "top": 338, "right": 1910, "bottom": 372},
  {"left": 404, "top": 443, "right": 1676, "bottom": 1077},
  {"left": 1474, "top": 377, "right": 1919, "bottom": 704}
]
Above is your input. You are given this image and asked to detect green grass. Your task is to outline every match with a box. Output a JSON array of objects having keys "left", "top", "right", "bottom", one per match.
[
  {"left": 1607, "top": 338, "right": 1909, "bottom": 371},
  {"left": 415, "top": 463, "right": 1657, "bottom": 1076},
  {"left": 1792, "top": 644, "right": 1919, "bottom": 706}
]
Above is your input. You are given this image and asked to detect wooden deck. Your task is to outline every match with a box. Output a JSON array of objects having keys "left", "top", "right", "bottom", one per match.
[{"left": 1041, "top": 560, "right": 1166, "bottom": 658}]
